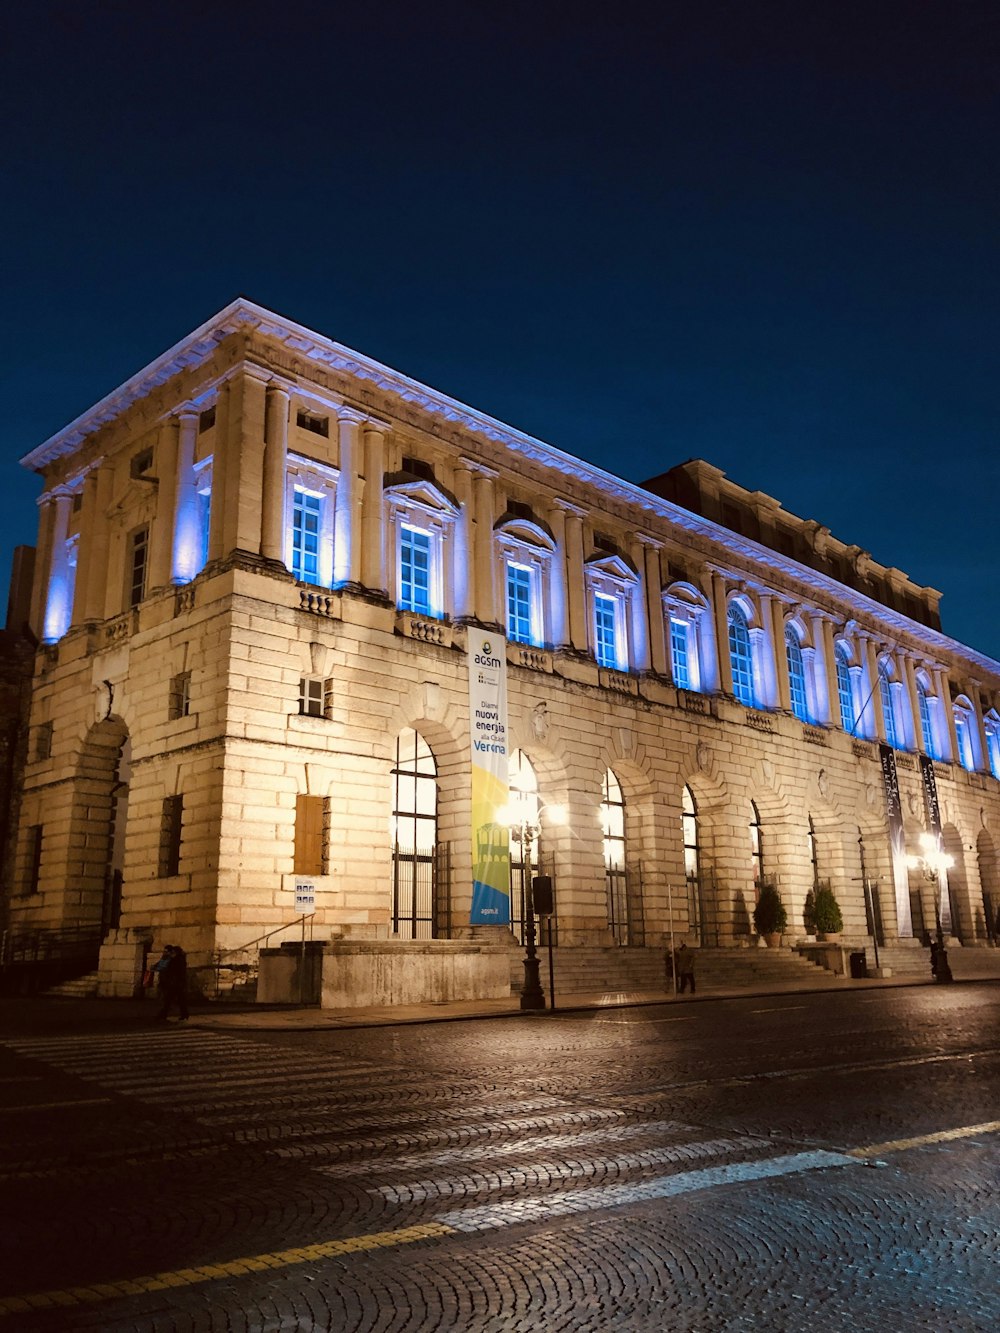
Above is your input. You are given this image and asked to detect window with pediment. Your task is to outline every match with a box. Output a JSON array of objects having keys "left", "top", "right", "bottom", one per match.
[
  {"left": 785, "top": 623, "right": 810, "bottom": 722},
  {"left": 985, "top": 711, "right": 1000, "bottom": 780},
  {"left": 663, "top": 582, "right": 710, "bottom": 692},
  {"left": 385, "top": 474, "right": 460, "bottom": 621},
  {"left": 585, "top": 550, "right": 638, "bottom": 672},
  {"left": 953, "top": 695, "right": 978, "bottom": 771},
  {"left": 495, "top": 515, "right": 554, "bottom": 648},
  {"left": 284, "top": 454, "right": 338, "bottom": 588},
  {"left": 727, "top": 599, "right": 756, "bottom": 707}
]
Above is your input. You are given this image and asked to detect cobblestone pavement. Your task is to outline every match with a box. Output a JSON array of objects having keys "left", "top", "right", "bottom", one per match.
[{"left": 1, "top": 985, "right": 998, "bottom": 1331}]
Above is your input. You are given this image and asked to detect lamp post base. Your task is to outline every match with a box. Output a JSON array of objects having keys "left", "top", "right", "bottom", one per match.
[{"left": 520, "top": 952, "right": 546, "bottom": 1010}]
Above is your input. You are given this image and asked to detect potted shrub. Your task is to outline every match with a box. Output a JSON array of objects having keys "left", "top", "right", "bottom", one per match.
[
  {"left": 813, "top": 883, "right": 844, "bottom": 942},
  {"left": 803, "top": 887, "right": 817, "bottom": 938},
  {"left": 753, "top": 881, "right": 787, "bottom": 947}
]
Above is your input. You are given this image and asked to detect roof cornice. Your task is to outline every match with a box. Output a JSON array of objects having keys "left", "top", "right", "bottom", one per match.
[{"left": 19, "top": 299, "right": 1000, "bottom": 680}]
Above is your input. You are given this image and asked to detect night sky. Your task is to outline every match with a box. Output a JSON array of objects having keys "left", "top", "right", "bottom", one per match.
[{"left": 3, "top": 2, "right": 997, "bottom": 656}]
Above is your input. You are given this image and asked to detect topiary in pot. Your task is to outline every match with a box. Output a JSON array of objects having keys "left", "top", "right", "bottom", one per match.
[
  {"left": 812, "top": 883, "right": 844, "bottom": 940},
  {"left": 753, "top": 881, "right": 787, "bottom": 946},
  {"left": 803, "top": 888, "right": 817, "bottom": 937}
]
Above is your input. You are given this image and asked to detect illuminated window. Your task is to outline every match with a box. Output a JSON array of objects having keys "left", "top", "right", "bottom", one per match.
[
  {"left": 836, "top": 643, "right": 855, "bottom": 734},
  {"left": 728, "top": 603, "right": 755, "bottom": 706},
  {"left": 663, "top": 583, "right": 711, "bottom": 693},
  {"left": 917, "top": 677, "right": 936, "bottom": 756},
  {"left": 399, "top": 523, "right": 434, "bottom": 615},
  {"left": 391, "top": 730, "right": 438, "bottom": 939},
  {"left": 879, "top": 666, "right": 899, "bottom": 749},
  {"left": 594, "top": 593, "right": 622, "bottom": 669},
  {"left": 682, "top": 785, "right": 701, "bottom": 937},
  {"left": 506, "top": 561, "right": 538, "bottom": 646},
  {"left": 602, "top": 769, "right": 629, "bottom": 944},
  {"left": 671, "top": 618, "right": 691, "bottom": 689},
  {"left": 291, "top": 489, "right": 322, "bottom": 585},
  {"left": 785, "top": 625, "right": 809, "bottom": 722},
  {"left": 985, "top": 713, "right": 1000, "bottom": 780},
  {"left": 953, "top": 700, "right": 976, "bottom": 771}
]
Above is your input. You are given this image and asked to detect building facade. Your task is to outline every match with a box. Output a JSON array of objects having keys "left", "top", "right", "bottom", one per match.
[{"left": 5, "top": 300, "right": 1000, "bottom": 998}]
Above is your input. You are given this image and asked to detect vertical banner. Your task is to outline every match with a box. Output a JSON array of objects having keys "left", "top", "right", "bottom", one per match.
[
  {"left": 467, "top": 629, "right": 511, "bottom": 925},
  {"left": 919, "top": 754, "right": 951, "bottom": 935},
  {"left": 880, "top": 743, "right": 913, "bottom": 937}
]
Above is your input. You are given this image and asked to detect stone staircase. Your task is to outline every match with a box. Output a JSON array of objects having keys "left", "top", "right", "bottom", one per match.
[
  {"left": 42, "top": 970, "right": 100, "bottom": 998},
  {"left": 507, "top": 944, "right": 834, "bottom": 996}
]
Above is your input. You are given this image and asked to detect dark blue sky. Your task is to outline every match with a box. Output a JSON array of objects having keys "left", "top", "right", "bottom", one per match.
[{"left": 3, "top": 2, "right": 998, "bottom": 656}]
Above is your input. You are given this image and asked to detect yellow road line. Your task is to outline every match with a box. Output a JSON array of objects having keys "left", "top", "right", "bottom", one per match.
[
  {"left": 850, "top": 1120, "right": 1000, "bottom": 1159},
  {"left": 0, "top": 1222, "right": 456, "bottom": 1316}
]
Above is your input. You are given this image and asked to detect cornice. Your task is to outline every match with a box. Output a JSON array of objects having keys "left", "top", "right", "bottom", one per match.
[{"left": 19, "top": 298, "right": 1000, "bottom": 681}]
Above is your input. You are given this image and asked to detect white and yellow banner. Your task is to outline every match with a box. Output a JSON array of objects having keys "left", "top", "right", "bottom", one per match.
[{"left": 467, "top": 628, "right": 510, "bottom": 925}]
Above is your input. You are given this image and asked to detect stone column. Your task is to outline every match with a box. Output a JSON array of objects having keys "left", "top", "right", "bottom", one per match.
[
  {"left": 641, "top": 540, "right": 667, "bottom": 676},
  {"left": 210, "top": 368, "right": 268, "bottom": 562},
  {"left": 972, "top": 687, "right": 990, "bottom": 773},
  {"left": 42, "top": 490, "right": 73, "bottom": 643},
  {"left": 334, "top": 409, "right": 363, "bottom": 588},
  {"left": 861, "top": 636, "right": 882, "bottom": 740},
  {"left": 816, "top": 616, "right": 840, "bottom": 727},
  {"left": 627, "top": 538, "right": 650, "bottom": 673},
  {"left": 260, "top": 385, "right": 290, "bottom": 564},
  {"left": 472, "top": 468, "right": 498, "bottom": 625},
  {"left": 564, "top": 509, "right": 588, "bottom": 652},
  {"left": 147, "top": 418, "right": 179, "bottom": 592},
  {"left": 452, "top": 462, "right": 474, "bottom": 621},
  {"left": 206, "top": 384, "right": 229, "bottom": 564},
  {"left": 84, "top": 466, "right": 114, "bottom": 620},
  {"left": 29, "top": 494, "right": 57, "bottom": 640},
  {"left": 72, "top": 470, "right": 100, "bottom": 624},
  {"left": 360, "top": 421, "right": 388, "bottom": 595},
  {"left": 901, "top": 655, "right": 922, "bottom": 752},
  {"left": 710, "top": 572, "right": 734, "bottom": 696},
  {"left": 171, "top": 409, "right": 200, "bottom": 583},
  {"left": 762, "top": 593, "right": 788, "bottom": 711},
  {"left": 935, "top": 669, "right": 959, "bottom": 763},
  {"left": 546, "top": 502, "right": 569, "bottom": 649}
]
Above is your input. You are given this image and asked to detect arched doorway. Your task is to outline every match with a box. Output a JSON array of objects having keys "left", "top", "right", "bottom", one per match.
[
  {"left": 976, "top": 830, "right": 999, "bottom": 943},
  {"left": 70, "top": 719, "right": 130, "bottom": 936}
]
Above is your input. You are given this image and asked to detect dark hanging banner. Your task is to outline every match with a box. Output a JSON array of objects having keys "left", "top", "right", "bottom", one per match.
[
  {"left": 880, "top": 743, "right": 913, "bottom": 937},
  {"left": 919, "top": 753, "right": 951, "bottom": 935}
]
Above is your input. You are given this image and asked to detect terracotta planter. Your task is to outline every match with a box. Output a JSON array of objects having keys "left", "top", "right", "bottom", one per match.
[
  {"left": 817, "top": 931, "right": 842, "bottom": 943},
  {"left": 764, "top": 932, "right": 782, "bottom": 948}
]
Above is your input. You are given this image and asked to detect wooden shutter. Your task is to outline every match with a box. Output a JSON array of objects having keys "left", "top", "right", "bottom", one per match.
[{"left": 294, "top": 794, "right": 325, "bottom": 875}]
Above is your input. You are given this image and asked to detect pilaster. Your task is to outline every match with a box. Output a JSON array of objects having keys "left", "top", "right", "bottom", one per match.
[
  {"left": 260, "top": 385, "right": 290, "bottom": 564},
  {"left": 147, "top": 418, "right": 179, "bottom": 592},
  {"left": 334, "top": 409, "right": 364, "bottom": 588},
  {"left": 360, "top": 420, "right": 388, "bottom": 594}
]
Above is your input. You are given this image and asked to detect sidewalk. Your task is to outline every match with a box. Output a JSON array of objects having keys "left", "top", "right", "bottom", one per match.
[{"left": 3, "top": 954, "right": 996, "bottom": 1038}]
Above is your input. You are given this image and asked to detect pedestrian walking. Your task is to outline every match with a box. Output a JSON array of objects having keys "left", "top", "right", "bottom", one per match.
[
  {"left": 676, "top": 942, "right": 696, "bottom": 994},
  {"left": 155, "top": 945, "right": 189, "bottom": 1021}
]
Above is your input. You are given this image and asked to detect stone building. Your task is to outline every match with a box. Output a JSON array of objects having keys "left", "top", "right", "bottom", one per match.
[{"left": 5, "top": 299, "right": 1000, "bottom": 1002}]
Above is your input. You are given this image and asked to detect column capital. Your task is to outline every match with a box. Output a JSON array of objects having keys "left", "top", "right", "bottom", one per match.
[
  {"left": 457, "top": 457, "right": 499, "bottom": 481},
  {"left": 335, "top": 406, "right": 367, "bottom": 427},
  {"left": 550, "top": 497, "right": 586, "bottom": 518}
]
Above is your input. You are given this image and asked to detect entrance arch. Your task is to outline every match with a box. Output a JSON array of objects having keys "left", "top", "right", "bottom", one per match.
[{"left": 70, "top": 718, "right": 130, "bottom": 934}]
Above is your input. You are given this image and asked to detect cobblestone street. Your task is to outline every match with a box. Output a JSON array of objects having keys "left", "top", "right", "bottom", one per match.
[{"left": 1, "top": 984, "right": 998, "bottom": 1331}]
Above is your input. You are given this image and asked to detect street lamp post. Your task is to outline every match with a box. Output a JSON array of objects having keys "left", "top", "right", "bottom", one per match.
[
  {"left": 498, "top": 798, "right": 566, "bottom": 1012},
  {"left": 906, "top": 832, "right": 955, "bottom": 983}
]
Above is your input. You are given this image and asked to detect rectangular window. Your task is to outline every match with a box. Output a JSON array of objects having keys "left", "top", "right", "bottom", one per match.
[
  {"left": 670, "top": 618, "right": 690, "bottom": 690},
  {"left": 294, "top": 794, "right": 328, "bottom": 875},
  {"left": 198, "top": 488, "right": 212, "bottom": 570},
  {"left": 34, "top": 722, "right": 53, "bottom": 762},
  {"left": 169, "top": 672, "right": 191, "bottom": 720},
  {"left": 24, "top": 824, "right": 43, "bottom": 895},
  {"left": 292, "top": 489, "right": 322, "bottom": 585},
  {"left": 130, "top": 448, "right": 154, "bottom": 479},
  {"left": 296, "top": 410, "right": 329, "bottom": 437},
  {"left": 159, "top": 796, "right": 183, "bottom": 877},
  {"left": 506, "top": 562, "right": 534, "bottom": 645},
  {"left": 298, "top": 676, "right": 326, "bottom": 717},
  {"left": 128, "top": 526, "right": 149, "bottom": 609},
  {"left": 399, "top": 524, "right": 432, "bottom": 615},
  {"left": 198, "top": 406, "right": 216, "bottom": 433},
  {"left": 594, "top": 593, "right": 619, "bottom": 670}
]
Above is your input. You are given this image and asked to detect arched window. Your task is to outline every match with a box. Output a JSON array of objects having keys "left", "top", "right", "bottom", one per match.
[
  {"left": 601, "top": 770, "right": 629, "bottom": 944},
  {"left": 728, "top": 602, "right": 755, "bottom": 707},
  {"left": 835, "top": 643, "right": 855, "bottom": 735},
  {"left": 953, "top": 698, "right": 977, "bottom": 771},
  {"left": 750, "top": 800, "right": 765, "bottom": 887},
  {"left": 682, "top": 785, "right": 701, "bottom": 939},
  {"left": 916, "top": 675, "right": 936, "bottom": 758},
  {"left": 507, "top": 750, "right": 539, "bottom": 945},
  {"left": 878, "top": 660, "right": 899, "bottom": 749},
  {"left": 985, "top": 712, "right": 1000, "bottom": 781},
  {"left": 390, "top": 730, "right": 438, "bottom": 939},
  {"left": 785, "top": 625, "right": 809, "bottom": 722}
]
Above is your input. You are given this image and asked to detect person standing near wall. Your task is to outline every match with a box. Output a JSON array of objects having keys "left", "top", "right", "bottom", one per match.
[{"left": 155, "top": 945, "right": 189, "bottom": 1021}]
